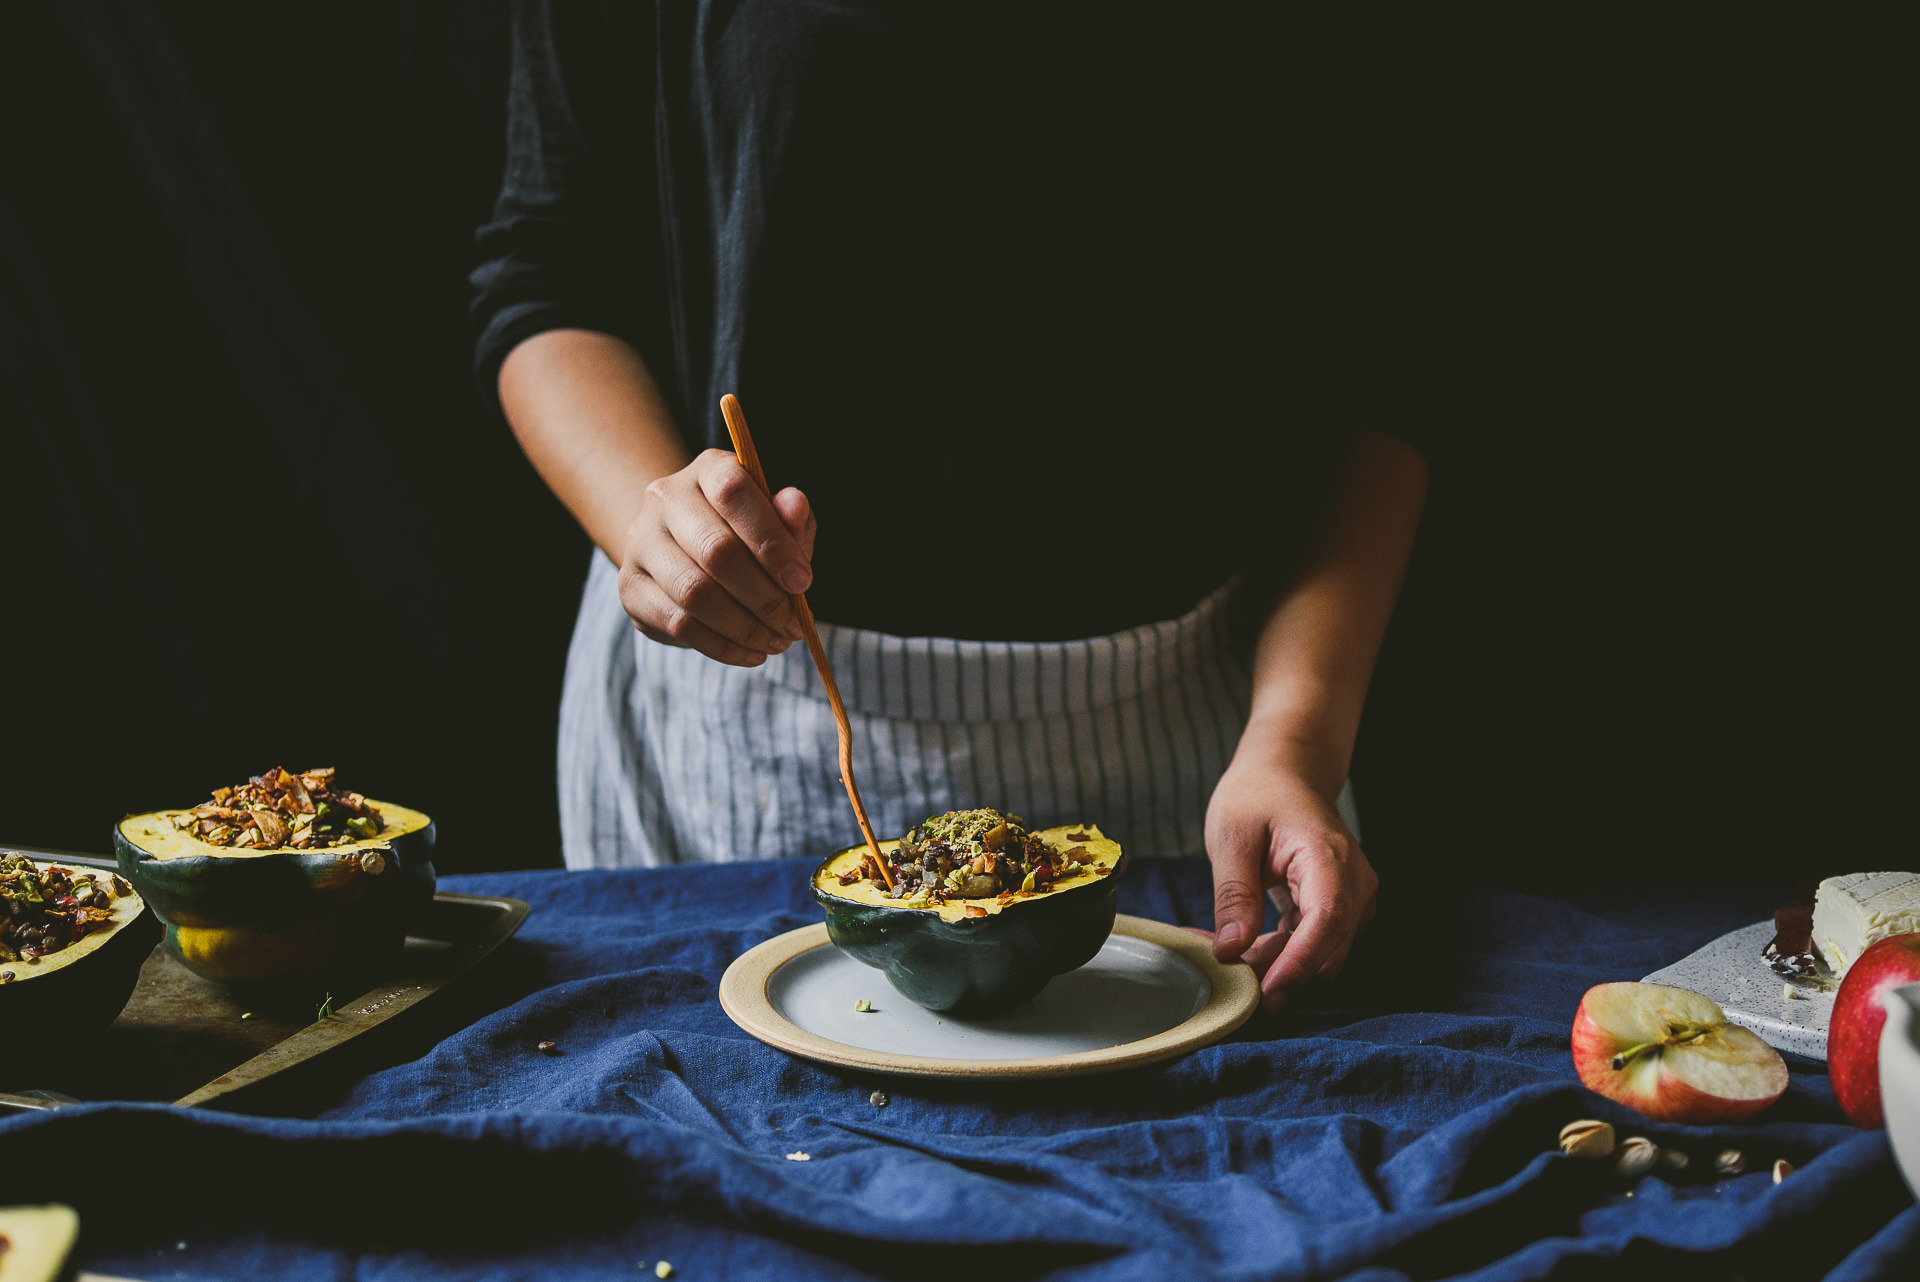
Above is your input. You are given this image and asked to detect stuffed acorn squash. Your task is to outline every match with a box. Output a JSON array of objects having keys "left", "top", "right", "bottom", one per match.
[
  {"left": 112, "top": 767, "right": 435, "bottom": 989},
  {"left": 810, "top": 810, "right": 1125, "bottom": 1015},
  {"left": 0, "top": 854, "right": 158, "bottom": 1042}
]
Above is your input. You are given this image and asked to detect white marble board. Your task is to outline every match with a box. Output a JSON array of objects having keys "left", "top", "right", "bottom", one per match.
[{"left": 1642, "top": 919, "right": 1833, "bottom": 1061}]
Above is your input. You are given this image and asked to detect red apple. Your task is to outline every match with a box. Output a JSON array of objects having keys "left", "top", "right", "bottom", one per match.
[
  {"left": 1572, "top": 981, "right": 1789, "bottom": 1122},
  {"left": 1828, "top": 931, "right": 1920, "bottom": 1127}
]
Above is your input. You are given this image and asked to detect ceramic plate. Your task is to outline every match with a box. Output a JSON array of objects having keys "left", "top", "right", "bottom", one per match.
[
  {"left": 1642, "top": 920, "right": 1833, "bottom": 1061},
  {"left": 719, "top": 913, "right": 1259, "bottom": 1078}
]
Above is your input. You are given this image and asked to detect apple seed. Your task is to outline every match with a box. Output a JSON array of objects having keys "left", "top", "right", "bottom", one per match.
[{"left": 1608, "top": 1020, "right": 1715, "bottom": 1071}]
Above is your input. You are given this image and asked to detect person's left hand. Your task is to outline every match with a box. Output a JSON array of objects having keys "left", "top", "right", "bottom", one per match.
[{"left": 1201, "top": 754, "right": 1378, "bottom": 1014}]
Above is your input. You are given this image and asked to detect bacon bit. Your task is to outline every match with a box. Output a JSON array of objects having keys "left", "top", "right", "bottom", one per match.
[
  {"left": 1063, "top": 845, "right": 1089, "bottom": 864},
  {"left": 837, "top": 868, "right": 862, "bottom": 885},
  {"left": 982, "top": 822, "right": 1013, "bottom": 851},
  {"left": 964, "top": 904, "right": 989, "bottom": 917},
  {"left": 996, "top": 891, "right": 1013, "bottom": 903},
  {"left": 1066, "top": 830, "right": 1092, "bottom": 842}
]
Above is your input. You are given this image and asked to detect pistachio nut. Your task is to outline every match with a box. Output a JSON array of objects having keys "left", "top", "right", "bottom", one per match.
[
  {"left": 1558, "top": 1119, "right": 1616, "bottom": 1159},
  {"left": 1772, "top": 1158, "right": 1795, "bottom": 1184},
  {"left": 1613, "top": 1136, "right": 1660, "bottom": 1178},
  {"left": 1714, "top": 1148, "right": 1746, "bottom": 1177}
]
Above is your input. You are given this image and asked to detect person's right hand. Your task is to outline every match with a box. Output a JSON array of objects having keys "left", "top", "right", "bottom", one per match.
[{"left": 617, "top": 449, "right": 817, "bottom": 666}]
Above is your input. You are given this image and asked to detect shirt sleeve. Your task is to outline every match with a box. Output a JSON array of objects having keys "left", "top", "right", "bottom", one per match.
[{"left": 469, "top": 0, "right": 663, "bottom": 411}]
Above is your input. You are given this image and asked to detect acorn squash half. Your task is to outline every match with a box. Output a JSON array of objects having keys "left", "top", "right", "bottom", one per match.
[
  {"left": 0, "top": 856, "right": 158, "bottom": 1043},
  {"left": 810, "top": 823, "right": 1126, "bottom": 1015},
  {"left": 112, "top": 800, "right": 435, "bottom": 989}
]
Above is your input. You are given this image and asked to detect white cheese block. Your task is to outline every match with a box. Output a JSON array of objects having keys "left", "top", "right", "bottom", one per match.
[{"left": 1812, "top": 871, "right": 1920, "bottom": 979}]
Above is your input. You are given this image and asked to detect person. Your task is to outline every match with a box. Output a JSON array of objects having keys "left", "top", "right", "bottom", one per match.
[{"left": 472, "top": 2, "right": 1426, "bottom": 1014}]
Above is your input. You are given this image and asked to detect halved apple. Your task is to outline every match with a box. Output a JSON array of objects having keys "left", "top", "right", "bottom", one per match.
[{"left": 1571, "top": 982, "right": 1788, "bottom": 1123}]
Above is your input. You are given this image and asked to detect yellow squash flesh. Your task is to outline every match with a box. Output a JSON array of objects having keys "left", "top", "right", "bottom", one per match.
[
  {"left": 0, "top": 1204, "right": 80, "bottom": 1282},
  {"left": 116, "top": 799, "right": 432, "bottom": 861}
]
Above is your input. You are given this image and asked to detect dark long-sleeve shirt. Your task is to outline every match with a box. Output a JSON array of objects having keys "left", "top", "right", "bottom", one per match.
[{"left": 473, "top": 1, "right": 1375, "bottom": 640}]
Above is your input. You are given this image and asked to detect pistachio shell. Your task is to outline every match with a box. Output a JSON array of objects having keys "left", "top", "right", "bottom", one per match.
[
  {"left": 1557, "top": 1119, "right": 1616, "bottom": 1158},
  {"left": 1614, "top": 1136, "right": 1660, "bottom": 1178}
]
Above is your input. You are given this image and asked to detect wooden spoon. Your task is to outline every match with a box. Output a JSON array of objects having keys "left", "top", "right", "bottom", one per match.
[{"left": 718, "top": 394, "right": 891, "bottom": 888}]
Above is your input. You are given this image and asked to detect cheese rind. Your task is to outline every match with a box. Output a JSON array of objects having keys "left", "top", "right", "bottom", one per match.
[{"left": 1812, "top": 871, "right": 1920, "bottom": 979}]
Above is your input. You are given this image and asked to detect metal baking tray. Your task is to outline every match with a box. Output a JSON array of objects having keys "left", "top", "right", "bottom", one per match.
[{"left": 1, "top": 849, "right": 528, "bottom": 1110}]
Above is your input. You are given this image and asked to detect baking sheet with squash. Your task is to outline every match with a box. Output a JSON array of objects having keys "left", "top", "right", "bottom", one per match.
[{"left": 0, "top": 849, "right": 526, "bottom": 1109}]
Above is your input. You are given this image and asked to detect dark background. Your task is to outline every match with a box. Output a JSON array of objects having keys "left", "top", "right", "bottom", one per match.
[{"left": 0, "top": 4, "right": 1904, "bottom": 891}]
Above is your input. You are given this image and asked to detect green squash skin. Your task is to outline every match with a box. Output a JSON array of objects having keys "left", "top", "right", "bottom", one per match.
[
  {"left": 811, "top": 848, "right": 1127, "bottom": 1015},
  {"left": 112, "top": 813, "right": 435, "bottom": 990},
  {"left": 0, "top": 884, "right": 160, "bottom": 1070}
]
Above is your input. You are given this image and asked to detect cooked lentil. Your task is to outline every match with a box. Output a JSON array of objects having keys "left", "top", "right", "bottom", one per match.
[{"left": 867, "top": 809, "right": 1097, "bottom": 905}]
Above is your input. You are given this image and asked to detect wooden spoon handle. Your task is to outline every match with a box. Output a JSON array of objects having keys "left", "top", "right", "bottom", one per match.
[{"left": 718, "top": 394, "right": 891, "bottom": 887}]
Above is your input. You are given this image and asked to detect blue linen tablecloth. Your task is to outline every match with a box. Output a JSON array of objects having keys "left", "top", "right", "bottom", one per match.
[{"left": 7, "top": 859, "right": 1916, "bottom": 1280}]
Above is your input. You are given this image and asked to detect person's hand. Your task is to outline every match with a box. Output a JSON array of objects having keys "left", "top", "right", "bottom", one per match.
[
  {"left": 617, "top": 448, "right": 816, "bottom": 666},
  {"left": 1202, "top": 754, "right": 1378, "bottom": 1014}
]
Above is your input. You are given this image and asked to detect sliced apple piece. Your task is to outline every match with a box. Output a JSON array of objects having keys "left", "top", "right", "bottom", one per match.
[{"left": 1571, "top": 981, "right": 1788, "bottom": 1123}]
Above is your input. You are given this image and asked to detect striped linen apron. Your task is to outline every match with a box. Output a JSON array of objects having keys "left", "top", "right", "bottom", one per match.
[{"left": 556, "top": 554, "right": 1357, "bottom": 868}]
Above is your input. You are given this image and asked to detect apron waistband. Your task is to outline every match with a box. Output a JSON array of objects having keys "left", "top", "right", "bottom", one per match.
[{"left": 761, "top": 581, "right": 1241, "bottom": 723}]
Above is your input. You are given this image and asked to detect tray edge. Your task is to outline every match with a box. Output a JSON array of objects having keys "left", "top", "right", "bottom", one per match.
[{"left": 169, "top": 891, "right": 531, "bottom": 1107}]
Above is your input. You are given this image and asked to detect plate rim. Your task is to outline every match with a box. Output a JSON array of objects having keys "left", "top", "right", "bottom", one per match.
[{"left": 719, "top": 912, "right": 1260, "bottom": 1079}]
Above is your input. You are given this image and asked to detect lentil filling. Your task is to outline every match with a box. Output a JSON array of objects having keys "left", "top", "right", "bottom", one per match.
[
  {"left": 169, "top": 766, "right": 385, "bottom": 851},
  {"left": 0, "top": 854, "right": 131, "bottom": 971},
  {"left": 839, "top": 808, "right": 1101, "bottom": 908}
]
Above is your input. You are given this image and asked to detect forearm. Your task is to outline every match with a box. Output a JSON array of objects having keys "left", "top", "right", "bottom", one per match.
[
  {"left": 498, "top": 328, "right": 692, "bottom": 562},
  {"left": 1239, "top": 430, "right": 1428, "bottom": 798}
]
